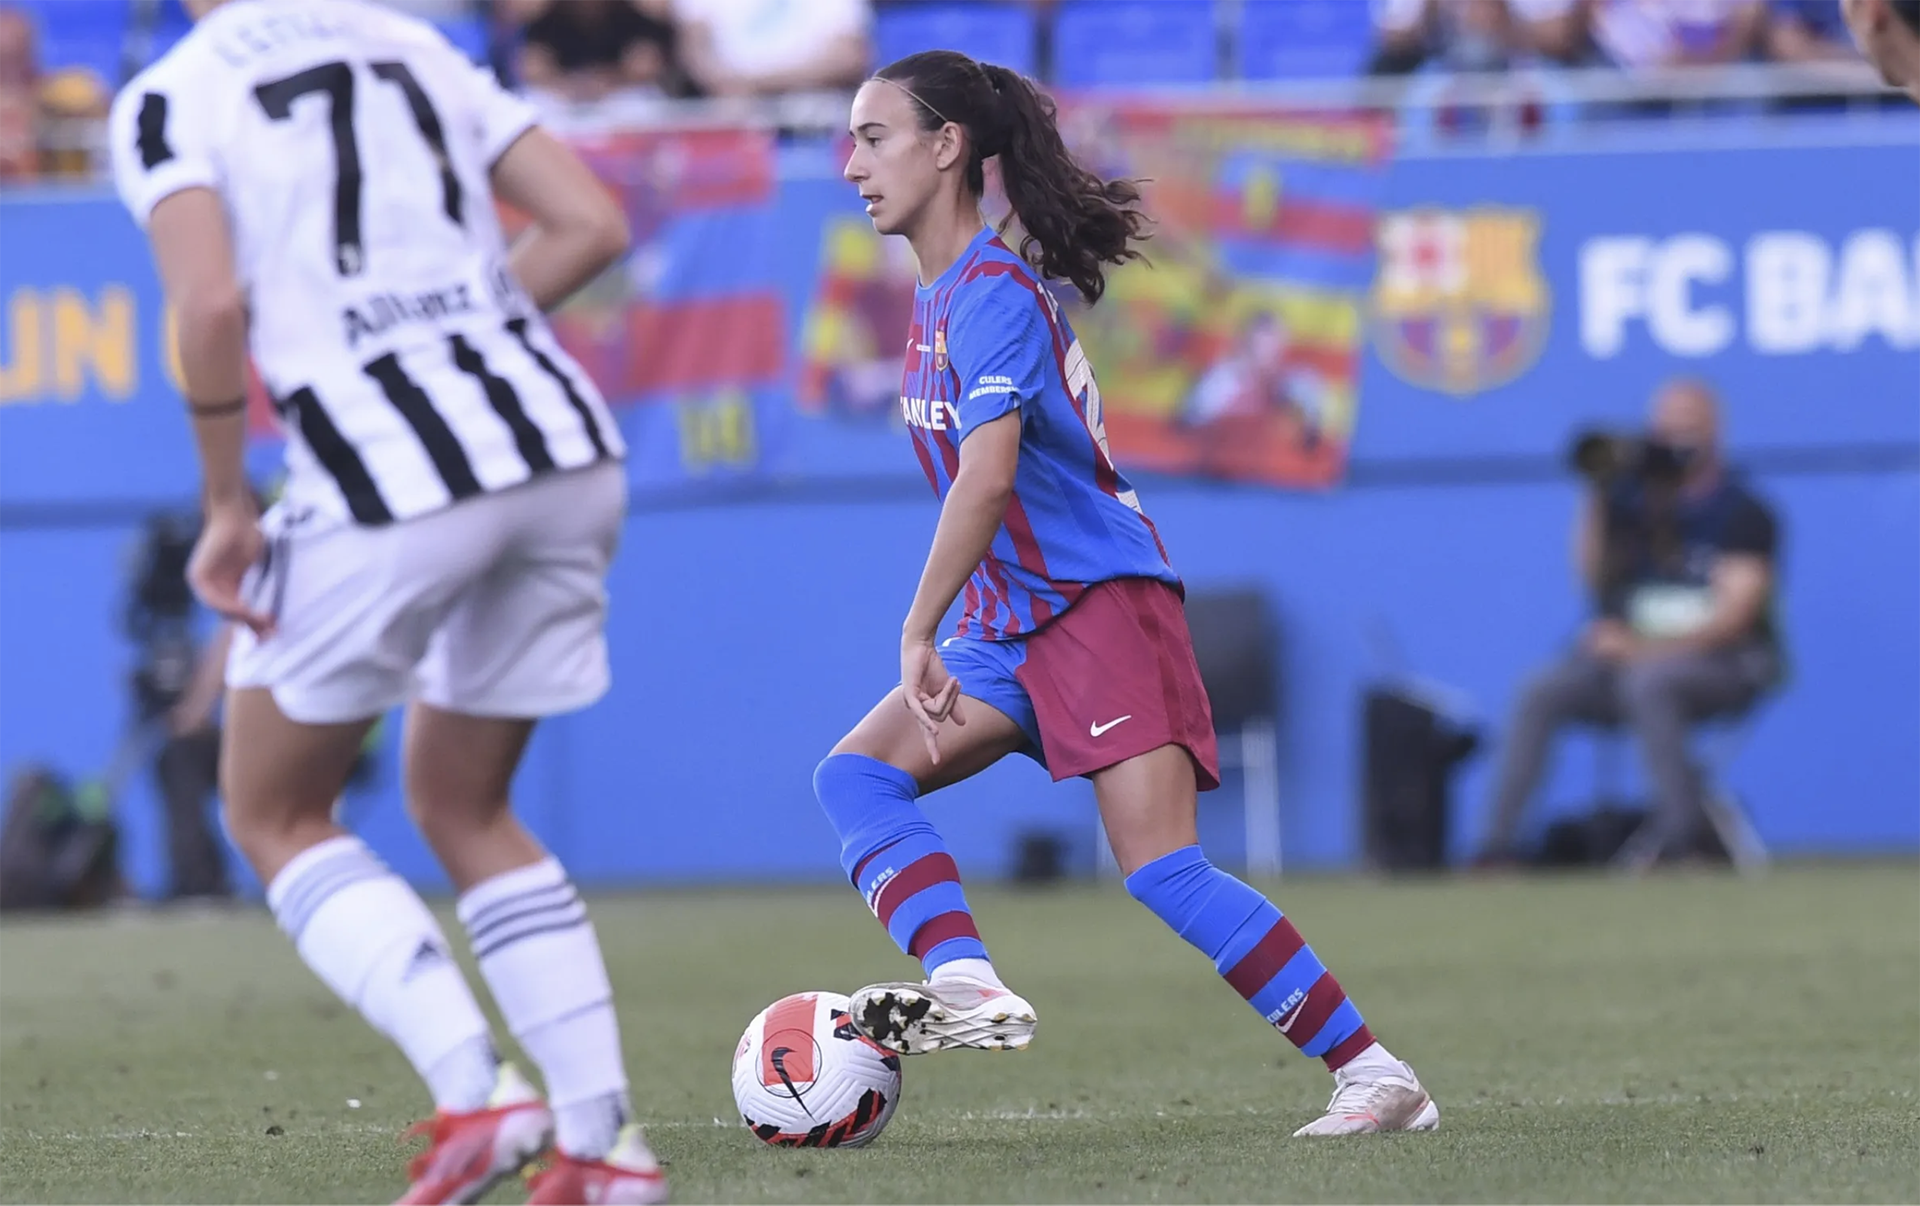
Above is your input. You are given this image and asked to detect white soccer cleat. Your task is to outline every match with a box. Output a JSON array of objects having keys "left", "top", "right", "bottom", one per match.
[
  {"left": 1291, "top": 1056, "right": 1440, "bottom": 1137},
  {"left": 847, "top": 978, "right": 1038, "bottom": 1054}
]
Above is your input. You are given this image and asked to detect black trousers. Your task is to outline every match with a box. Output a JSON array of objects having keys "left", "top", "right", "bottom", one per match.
[{"left": 152, "top": 729, "right": 230, "bottom": 900}]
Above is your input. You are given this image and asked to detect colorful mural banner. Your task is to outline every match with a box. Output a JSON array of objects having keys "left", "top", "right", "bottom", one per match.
[
  {"left": 1061, "top": 100, "right": 1390, "bottom": 488},
  {"left": 0, "top": 101, "right": 1390, "bottom": 503},
  {"left": 797, "top": 101, "right": 1393, "bottom": 490}
]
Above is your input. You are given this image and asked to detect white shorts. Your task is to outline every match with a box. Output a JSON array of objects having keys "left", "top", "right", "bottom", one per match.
[{"left": 228, "top": 462, "right": 626, "bottom": 724}]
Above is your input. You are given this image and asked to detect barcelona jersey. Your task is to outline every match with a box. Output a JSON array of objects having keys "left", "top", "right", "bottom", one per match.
[{"left": 900, "top": 227, "right": 1178, "bottom": 640}]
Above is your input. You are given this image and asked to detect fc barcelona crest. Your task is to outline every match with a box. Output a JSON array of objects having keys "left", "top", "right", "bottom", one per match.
[
  {"left": 933, "top": 327, "right": 949, "bottom": 372},
  {"left": 1370, "top": 207, "right": 1549, "bottom": 397}
]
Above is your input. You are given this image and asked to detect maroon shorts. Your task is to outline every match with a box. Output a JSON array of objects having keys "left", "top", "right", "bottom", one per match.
[{"left": 1016, "top": 577, "right": 1221, "bottom": 791}]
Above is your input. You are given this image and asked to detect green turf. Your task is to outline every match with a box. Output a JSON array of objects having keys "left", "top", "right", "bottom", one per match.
[{"left": 3, "top": 863, "right": 1917, "bottom": 1203}]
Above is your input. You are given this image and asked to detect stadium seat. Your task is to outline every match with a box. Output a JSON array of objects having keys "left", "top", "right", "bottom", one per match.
[
  {"left": 1052, "top": 0, "right": 1219, "bottom": 88},
  {"left": 873, "top": 3, "right": 1038, "bottom": 77},
  {"left": 1096, "top": 589, "right": 1283, "bottom": 878},
  {"left": 1238, "top": 0, "right": 1376, "bottom": 81}
]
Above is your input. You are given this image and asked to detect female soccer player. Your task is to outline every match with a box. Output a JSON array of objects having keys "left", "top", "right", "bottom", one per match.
[
  {"left": 112, "top": 0, "right": 666, "bottom": 1200},
  {"left": 1843, "top": 0, "right": 1920, "bottom": 100},
  {"left": 819, "top": 51, "right": 1439, "bottom": 1137}
]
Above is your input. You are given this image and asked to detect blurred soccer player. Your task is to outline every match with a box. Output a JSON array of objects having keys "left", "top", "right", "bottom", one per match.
[
  {"left": 110, "top": 1, "right": 665, "bottom": 1200},
  {"left": 1843, "top": 0, "right": 1920, "bottom": 99},
  {"left": 821, "top": 50, "right": 1439, "bottom": 1137}
]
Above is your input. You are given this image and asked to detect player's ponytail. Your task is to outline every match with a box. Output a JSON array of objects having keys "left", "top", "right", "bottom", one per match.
[{"left": 874, "top": 52, "right": 1148, "bottom": 305}]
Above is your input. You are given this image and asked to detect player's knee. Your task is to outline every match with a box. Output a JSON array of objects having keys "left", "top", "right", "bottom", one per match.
[
  {"left": 1121, "top": 842, "right": 1212, "bottom": 905},
  {"left": 814, "top": 751, "right": 921, "bottom": 804},
  {"left": 404, "top": 777, "right": 510, "bottom": 838},
  {"left": 218, "top": 791, "right": 330, "bottom": 879},
  {"left": 812, "top": 754, "right": 852, "bottom": 802},
  {"left": 813, "top": 752, "right": 878, "bottom": 809}
]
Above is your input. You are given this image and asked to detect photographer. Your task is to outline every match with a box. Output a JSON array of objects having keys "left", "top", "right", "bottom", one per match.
[
  {"left": 1476, "top": 378, "right": 1783, "bottom": 869},
  {"left": 126, "top": 510, "right": 233, "bottom": 902}
]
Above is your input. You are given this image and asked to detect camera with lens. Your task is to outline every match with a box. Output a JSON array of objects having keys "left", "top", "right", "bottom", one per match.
[
  {"left": 126, "top": 513, "right": 197, "bottom": 637},
  {"left": 1566, "top": 428, "right": 1693, "bottom": 486}
]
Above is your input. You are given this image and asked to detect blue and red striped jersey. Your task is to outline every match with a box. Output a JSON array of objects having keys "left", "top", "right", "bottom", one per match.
[{"left": 900, "top": 227, "right": 1178, "bottom": 640}]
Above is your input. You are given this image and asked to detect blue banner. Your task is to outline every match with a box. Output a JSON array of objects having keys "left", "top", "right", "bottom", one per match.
[
  {"left": 1362, "top": 133, "right": 1920, "bottom": 462},
  {"left": 3, "top": 113, "right": 1915, "bottom": 511},
  {"left": 0, "top": 191, "right": 199, "bottom": 506}
]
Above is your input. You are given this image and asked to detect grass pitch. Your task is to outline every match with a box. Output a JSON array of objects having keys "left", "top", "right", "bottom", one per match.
[{"left": 3, "top": 863, "right": 1917, "bottom": 1203}]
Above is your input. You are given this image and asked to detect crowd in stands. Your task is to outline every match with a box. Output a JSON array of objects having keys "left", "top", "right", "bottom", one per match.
[
  {"left": 1, "top": 3, "right": 111, "bottom": 180},
  {"left": 1369, "top": 0, "right": 1858, "bottom": 75},
  {"left": 506, "top": 0, "right": 874, "bottom": 103},
  {"left": 0, "top": 0, "right": 1887, "bottom": 183}
]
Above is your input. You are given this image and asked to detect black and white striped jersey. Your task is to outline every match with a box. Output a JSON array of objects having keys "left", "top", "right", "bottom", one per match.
[{"left": 109, "top": 0, "right": 624, "bottom": 526}]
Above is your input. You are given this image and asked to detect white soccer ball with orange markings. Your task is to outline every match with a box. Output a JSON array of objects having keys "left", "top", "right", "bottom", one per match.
[{"left": 731, "top": 990, "right": 904, "bottom": 1149}]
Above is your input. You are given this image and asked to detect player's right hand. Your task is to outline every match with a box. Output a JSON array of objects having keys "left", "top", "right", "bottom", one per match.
[
  {"left": 901, "top": 637, "right": 966, "bottom": 764},
  {"left": 189, "top": 499, "right": 276, "bottom": 638}
]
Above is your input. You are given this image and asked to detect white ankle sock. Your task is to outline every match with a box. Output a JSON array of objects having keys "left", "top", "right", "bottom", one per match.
[
  {"left": 930, "top": 957, "right": 1005, "bottom": 989},
  {"left": 267, "top": 836, "right": 497, "bottom": 1111},
  {"left": 1339, "top": 1041, "right": 1402, "bottom": 1077},
  {"left": 458, "top": 857, "right": 629, "bottom": 1158}
]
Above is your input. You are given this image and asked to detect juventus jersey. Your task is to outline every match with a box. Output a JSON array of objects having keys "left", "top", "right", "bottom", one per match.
[{"left": 109, "top": 0, "right": 625, "bottom": 527}]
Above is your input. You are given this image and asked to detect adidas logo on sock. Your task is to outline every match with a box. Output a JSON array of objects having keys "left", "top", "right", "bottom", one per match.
[{"left": 401, "top": 938, "right": 448, "bottom": 982}]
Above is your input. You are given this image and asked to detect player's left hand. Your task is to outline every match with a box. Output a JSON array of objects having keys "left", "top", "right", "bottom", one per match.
[{"left": 901, "top": 636, "right": 966, "bottom": 764}]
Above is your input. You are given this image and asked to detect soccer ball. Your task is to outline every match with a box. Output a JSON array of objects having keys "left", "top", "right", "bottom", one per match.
[{"left": 731, "top": 990, "right": 903, "bottom": 1149}]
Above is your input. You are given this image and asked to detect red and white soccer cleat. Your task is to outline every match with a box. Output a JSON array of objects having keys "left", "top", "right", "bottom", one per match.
[
  {"left": 1291, "top": 1053, "right": 1440, "bottom": 1137},
  {"left": 525, "top": 1123, "right": 670, "bottom": 1205},
  {"left": 847, "top": 978, "right": 1038, "bottom": 1054},
  {"left": 395, "top": 1063, "right": 553, "bottom": 1205}
]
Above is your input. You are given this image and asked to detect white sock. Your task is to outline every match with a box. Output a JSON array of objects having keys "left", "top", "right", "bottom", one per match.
[
  {"left": 458, "top": 857, "right": 629, "bottom": 1158},
  {"left": 930, "top": 957, "right": 1005, "bottom": 990},
  {"left": 267, "top": 836, "right": 498, "bottom": 1111},
  {"left": 1339, "top": 1041, "right": 1403, "bottom": 1077}
]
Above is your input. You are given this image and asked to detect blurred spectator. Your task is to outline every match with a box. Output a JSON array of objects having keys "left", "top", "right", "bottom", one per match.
[
  {"left": 513, "top": 0, "right": 678, "bottom": 104},
  {"left": 1588, "top": 0, "right": 1767, "bottom": 68},
  {"left": 155, "top": 620, "right": 234, "bottom": 903},
  {"left": 37, "top": 58, "right": 108, "bottom": 176},
  {"left": 377, "top": 0, "right": 482, "bottom": 16},
  {"left": 0, "top": 3, "right": 107, "bottom": 182},
  {"left": 1369, "top": 0, "right": 1599, "bottom": 73},
  {"left": 673, "top": 0, "right": 871, "bottom": 97},
  {"left": 0, "top": 5, "right": 38, "bottom": 180},
  {"left": 0, "top": 9, "right": 29, "bottom": 99},
  {"left": 1475, "top": 379, "right": 1783, "bottom": 870},
  {"left": 1765, "top": 0, "right": 1863, "bottom": 61},
  {"left": 1510, "top": 0, "right": 1597, "bottom": 63},
  {"left": 122, "top": 509, "right": 234, "bottom": 904}
]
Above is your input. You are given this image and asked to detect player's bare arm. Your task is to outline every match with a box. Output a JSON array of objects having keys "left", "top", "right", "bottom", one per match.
[
  {"left": 144, "top": 188, "right": 272, "bottom": 634},
  {"left": 491, "top": 128, "right": 631, "bottom": 312},
  {"left": 898, "top": 410, "right": 1020, "bottom": 758}
]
